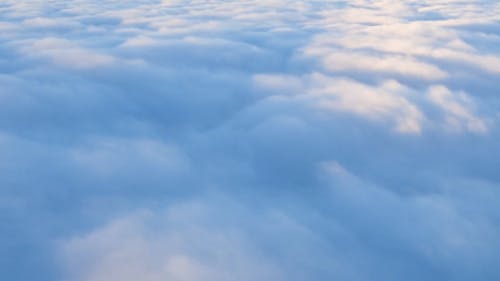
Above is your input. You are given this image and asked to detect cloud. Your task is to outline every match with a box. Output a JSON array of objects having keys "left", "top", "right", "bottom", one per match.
[
  {"left": 59, "top": 163, "right": 500, "bottom": 281},
  {"left": 311, "top": 77, "right": 424, "bottom": 133},
  {"left": 21, "top": 38, "right": 116, "bottom": 69},
  {"left": 59, "top": 203, "right": 287, "bottom": 281},
  {"left": 426, "top": 86, "right": 488, "bottom": 133},
  {"left": 1, "top": 1, "right": 500, "bottom": 281},
  {"left": 302, "top": 47, "right": 449, "bottom": 80}
]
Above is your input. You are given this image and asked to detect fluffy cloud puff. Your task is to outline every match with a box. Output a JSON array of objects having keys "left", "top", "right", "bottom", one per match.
[{"left": 1, "top": 1, "right": 500, "bottom": 281}]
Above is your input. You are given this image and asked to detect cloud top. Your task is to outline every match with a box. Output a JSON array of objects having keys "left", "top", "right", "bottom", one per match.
[{"left": 1, "top": 1, "right": 500, "bottom": 281}]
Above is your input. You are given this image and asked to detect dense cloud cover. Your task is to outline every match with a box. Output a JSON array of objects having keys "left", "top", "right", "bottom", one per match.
[{"left": 1, "top": 0, "right": 500, "bottom": 280}]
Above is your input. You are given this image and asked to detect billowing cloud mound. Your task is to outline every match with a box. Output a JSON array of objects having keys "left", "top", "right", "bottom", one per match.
[{"left": 1, "top": 1, "right": 500, "bottom": 280}]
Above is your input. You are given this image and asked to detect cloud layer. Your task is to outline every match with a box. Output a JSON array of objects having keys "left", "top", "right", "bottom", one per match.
[{"left": 1, "top": 1, "right": 500, "bottom": 281}]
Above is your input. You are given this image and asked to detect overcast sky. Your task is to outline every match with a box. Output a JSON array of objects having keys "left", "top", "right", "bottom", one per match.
[{"left": 1, "top": 1, "right": 500, "bottom": 280}]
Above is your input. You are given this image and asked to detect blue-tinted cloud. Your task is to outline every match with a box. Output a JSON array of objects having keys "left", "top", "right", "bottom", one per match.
[{"left": 1, "top": 1, "right": 500, "bottom": 281}]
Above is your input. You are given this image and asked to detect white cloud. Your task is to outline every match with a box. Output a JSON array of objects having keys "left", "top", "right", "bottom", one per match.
[
  {"left": 60, "top": 204, "right": 286, "bottom": 281},
  {"left": 303, "top": 48, "right": 448, "bottom": 80},
  {"left": 21, "top": 38, "right": 116, "bottom": 69},
  {"left": 70, "top": 137, "right": 190, "bottom": 179},
  {"left": 1, "top": 1, "right": 500, "bottom": 281},
  {"left": 308, "top": 75, "right": 424, "bottom": 134},
  {"left": 22, "top": 17, "right": 80, "bottom": 30},
  {"left": 426, "top": 86, "right": 488, "bottom": 133},
  {"left": 121, "top": 36, "right": 158, "bottom": 47}
]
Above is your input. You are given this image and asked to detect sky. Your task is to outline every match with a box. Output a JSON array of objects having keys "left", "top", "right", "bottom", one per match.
[{"left": 1, "top": 0, "right": 500, "bottom": 280}]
